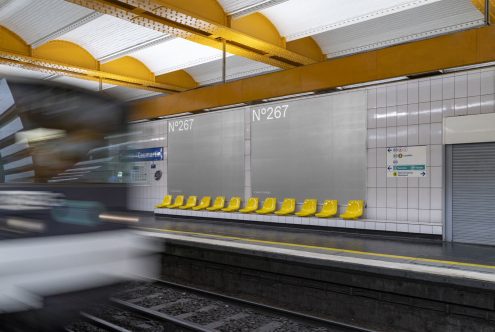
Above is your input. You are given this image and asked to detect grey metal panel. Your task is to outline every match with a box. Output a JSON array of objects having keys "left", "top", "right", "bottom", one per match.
[
  {"left": 167, "top": 110, "right": 245, "bottom": 198},
  {"left": 250, "top": 91, "right": 367, "bottom": 203},
  {"left": 452, "top": 143, "right": 495, "bottom": 245}
]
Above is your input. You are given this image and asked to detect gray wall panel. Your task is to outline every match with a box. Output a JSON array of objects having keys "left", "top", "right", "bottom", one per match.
[
  {"left": 251, "top": 91, "right": 366, "bottom": 203},
  {"left": 168, "top": 110, "right": 245, "bottom": 198}
]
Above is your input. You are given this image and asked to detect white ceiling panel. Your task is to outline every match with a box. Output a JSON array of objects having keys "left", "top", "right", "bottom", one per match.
[
  {"left": 0, "top": 0, "right": 93, "bottom": 45},
  {"left": 186, "top": 56, "right": 278, "bottom": 86},
  {"left": 217, "top": 0, "right": 288, "bottom": 16},
  {"left": 314, "top": 0, "right": 484, "bottom": 58},
  {"left": 103, "top": 86, "right": 165, "bottom": 101},
  {"left": 50, "top": 76, "right": 114, "bottom": 91},
  {"left": 130, "top": 38, "right": 230, "bottom": 75},
  {"left": 0, "top": 64, "right": 51, "bottom": 80},
  {"left": 261, "top": 0, "right": 442, "bottom": 41},
  {"left": 57, "top": 15, "right": 166, "bottom": 60}
]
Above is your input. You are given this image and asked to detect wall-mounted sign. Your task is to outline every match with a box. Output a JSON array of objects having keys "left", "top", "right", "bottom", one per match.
[
  {"left": 121, "top": 147, "right": 164, "bottom": 162},
  {"left": 387, "top": 146, "right": 427, "bottom": 177}
]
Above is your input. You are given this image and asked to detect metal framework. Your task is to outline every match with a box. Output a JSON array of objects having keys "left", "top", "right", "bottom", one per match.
[
  {"left": 0, "top": 50, "right": 187, "bottom": 93},
  {"left": 65, "top": 0, "right": 320, "bottom": 69}
]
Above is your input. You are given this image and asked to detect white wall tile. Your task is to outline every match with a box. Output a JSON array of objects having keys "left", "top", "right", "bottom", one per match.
[
  {"left": 454, "top": 97, "right": 468, "bottom": 116},
  {"left": 407, "top": 125, "right": 419, "bottom": 145},
  {"left": 431, "top": 78, "right": 442, "bottom": 101},
  {"left": 397, "top": 177, "right": 407, "bottom": 188},
  {"left": 480, "top": 94, "right": 495, "bottom": 114},
  {"left": 430, "top": 101, "right": 442, "bottom": 123},
  {"left": 418, "top": 102, "right": 430, "bottom": 124},
  {"left": 377, "top": 87, "right": 387, "bottom": 107},
  {"left": 443, "top": 99, "right": 455, "bottom": 117},
  {"left": 397, "top": 83, "right": 408, "bottom": 105},
  {"left": 480, "top": 70, "right": 494, "bottom": 95},
  {"left": 407, "top": 187, "right": 419, "bottom": 208},
  {"left": 367, "top": 89, "right": 377, "bottom": 108},
  {"left": 367, "top": 168, "right": 377, "bottom": 187},
  {"left": 418, "top": 124, "right": 430, "bottom": 145},
  {"left": 367, "top": 188, "right": 377, "bottom": 207},
  {"left": 377, "top": 168, "right": 387, "bottom": 188},
  {"left": 386, "top": 106, "right": 397, "bottom": 127},
  {"left": 430, "top": 123, "right": 442, "bottom": 144},
  {"left": 377, "top": 208, "right": 387, "bottom": 220},
  {"left": 386, "top": 176, "right": 397, "bottom": 188},
  {"left": 386, "top": 127, "right": 397, "bottom": 147},
  {"left": 408, "top": 176, "right": 419, "bottom": 188},
  {"left": 430, "top": 188, "right": 442, "bottom": 210},
  {"left": 431, "top": 166, "right": 442, "bottom": 188},
  {"left": 420, "top": 225, "right": 433, "bottom": 234},
  {"left": 387, "top": 188, "right": 396, "bottom": 208},
  {"left": 397, "top": 223, "right": 409, "bottom": 232},
  {"left": 377, "top": 147, "right": 386, "bottom": 166},
  {"left": 386, "top": 222, "right": 397, "bottom": 231},
  {"left": 396, "top": 126, "right": 408, "bottom": 146},
  {"left": 367, "top": 108, "right": 377, "bottom": 128},
  {"left": 397, "top": 208, "right": 408, "bottom": 221},
  {"left": 419, "top": 209, "right": 430, "bottom": 223},
  {"left": 408, "top": 82, "right": 418, "bottom": 103},
  {"left": 430, "top": 210, "right": 442, "bottom": 223},
  {"left": 397, "top": 188, "right": 407, "bottom": 208},
  {"left": 377, "top": 188, "right": 386, "bottom": 207},
  {"left": 407, "top": 103, "right": 419, "bottom": 125},
  {"left": 367, "top": 129, "right": 376, "bottom": 148},
  {"left": 467, "top": 72, "right": 481, "bottom": 97},
  {"left": 419, "top": 80, "right": 430, "bottom": 102},
  {"left": 454, "top": 75, "right": 467, "bottom": 98},
  {"left": 443, "top": 76, "right": 455, "bottom": 99},
  {"left": 367, "top": 148, "right": 377, "bottom": 167},
  {"left": 396, "top": 105, "right": 408, "bottom": 126},
  {"left": 386, "top": 208, "right": 397, "bottom": 221},
  {"left": 408, "top": 209, "right": 419, "bottom": 222},
  {"left": 430, "top": 145, "right": 443, "bottom": 167},
  {"left": 376, "top": 107, "right": 387, "bottom": 127},
  {"left": 419, "top": 188, "right": 430, "bottom": 209},
  {"left": 376, "top": 128, "right": 387, "bottom": 147},
  {"left": 468, "top": 96, "right": 481, "bottom": 115},
  {"left": 386, "top": 86, "right": 397, "bottom": 106}
]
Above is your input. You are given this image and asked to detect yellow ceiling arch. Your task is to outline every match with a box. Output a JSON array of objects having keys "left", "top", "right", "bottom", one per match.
[
  {"left": 0, "top": 25, "right": 30, "bottom": 55},
  {"left": 101, "top": 56, "right": 154, "bottom": 81},
  {"left": 156, "top": 70, "right": 198, "bottom": 90},
  {"left": 33, "top": 40, "right": 98, "bottom": 70},
  {"left": 231, "top": 13, "right": 285, "bottom": 48}
]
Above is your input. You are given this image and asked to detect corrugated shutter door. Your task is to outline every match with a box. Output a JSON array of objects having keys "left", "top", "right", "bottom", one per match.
[{"left": 452, "top": 143, "right": 495, "bottom": 245}]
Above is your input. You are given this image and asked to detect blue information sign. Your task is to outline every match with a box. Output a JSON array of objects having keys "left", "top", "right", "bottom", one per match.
[{"left": 121, "top": 147, "right": 164, "bottom": 162}]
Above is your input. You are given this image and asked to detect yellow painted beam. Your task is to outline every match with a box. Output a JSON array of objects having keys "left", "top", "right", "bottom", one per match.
[
  {"left": 0, "top": 25, "right": 196, "bottom": 93},
  {"left": 66, "top": 0, "right": 321, "bottom": 69},
  {"left": 131, "top": 24, "right": 495, "bottom": 120}
]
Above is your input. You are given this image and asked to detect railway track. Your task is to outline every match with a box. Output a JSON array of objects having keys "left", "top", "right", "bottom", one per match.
[{"left": 66, "top": 279, "right": 373, "bottom": 332}]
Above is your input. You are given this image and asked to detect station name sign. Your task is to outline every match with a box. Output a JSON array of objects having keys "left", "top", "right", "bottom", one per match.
[{"left": 120, "top": 147, "right": 164, "bottom": 162}]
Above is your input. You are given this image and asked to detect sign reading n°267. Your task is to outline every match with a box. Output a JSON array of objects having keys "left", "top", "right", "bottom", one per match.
[{"left": 387, "top": 146, "right": 427, "bottom": 177}]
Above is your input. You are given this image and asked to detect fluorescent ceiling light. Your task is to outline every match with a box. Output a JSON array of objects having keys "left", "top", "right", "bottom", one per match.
[
  {"left": 157, "top": 112, "right": 193, "bottom": 119},
  {"left": 443, "top": 61, "right": 495, "bottom": 73},
  {"left": 15, "top": 128, "right": 66, "bottom": 143},
  {"left": 128, "top": 119, "right": 149, "bottom": 124},
  {"left": 204, "top": 103, "right": 247, "bottom": 111},
  {"left": 262, "top": 92, "right": 315, "bottom": 102},
  {"left": 342, "top": 76, "right": 408, "bottom": 90}
]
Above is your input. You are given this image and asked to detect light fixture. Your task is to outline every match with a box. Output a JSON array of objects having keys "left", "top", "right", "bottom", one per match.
[
  {"left": 128, "top": 119, "right": 149, "bottom": 124},
  {"left": 262, "top": 92, "right": 315, "bottom": 102},
  {"left": 341, "top": 76, "right": 409, "bottom": 90},
  {"left": 157, "top": 112, "right": 193, "bottom": 119},
  {"left": 203, "top": 103, "right": 247, "bottom": 111},
  {"left": 443, "top": 61, "right": 495, "bottom": 73}
]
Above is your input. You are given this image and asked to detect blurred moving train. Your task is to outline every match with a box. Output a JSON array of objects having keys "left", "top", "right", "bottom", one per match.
[{"left": 0, "top": 78, "right": 158, "bottom": 331}]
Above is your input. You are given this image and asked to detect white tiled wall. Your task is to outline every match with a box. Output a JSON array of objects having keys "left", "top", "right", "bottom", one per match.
[
  {"left": 127, "top": 120, "right": 168, "bottom": 211},
  {"left": 133, "top": 66, "right": 495, "bottom": 235},
  {"left": 365, "top": 67, "right": 495, "bottom": 229}
]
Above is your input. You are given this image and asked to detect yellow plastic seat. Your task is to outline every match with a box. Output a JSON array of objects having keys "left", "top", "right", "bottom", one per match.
[
  {"left": 192, "top": 196, "right": 211, "bottom": 211},
  {"left": 178, "top": 196, "right": 198, "bottom": 210},
  {"left": 206, "top": 196, "right": 226, "bottom": 211},
  {"left": 222, "top": 197, "right": 242, "bottom": 212},
  {"left": 340, "top": 200, "right": 365, "bottom": 220},
  {"left": 315, "top": 200, "right": 339, "bottom": 218},
  {"left": 167, "top": 195, "right": 185, "bottom": 209},
  {"left": 295, "top": 199, "right": 318, "bottom": 217},
  {"left": 155, "top": 195, "right": 172, "bottom": 208},
  {"left": 256, "top": 197, "right": 277, "bottom": 214},
  {"left": 274, "top": 198, "right": 296, "bottom": 216},
  {"left": 239, "top": 197, "right": 259, "bottom": 213}
]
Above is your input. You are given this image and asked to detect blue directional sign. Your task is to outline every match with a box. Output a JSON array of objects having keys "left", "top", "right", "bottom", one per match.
[{"left": 120, "top": 147, "right": 164, "bottom": 162}]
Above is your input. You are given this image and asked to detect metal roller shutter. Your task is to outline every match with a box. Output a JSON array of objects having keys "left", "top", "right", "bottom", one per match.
[{"left": 452, "top": 143, "right": 495, "bottom": 245}]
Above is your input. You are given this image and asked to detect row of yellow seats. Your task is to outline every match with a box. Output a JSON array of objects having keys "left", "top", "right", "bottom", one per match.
[{"left": 156, "top": 195, "right": 364, "bottom": 220}]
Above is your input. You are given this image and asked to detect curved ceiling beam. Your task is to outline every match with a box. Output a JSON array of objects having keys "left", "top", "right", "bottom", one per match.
[
  {"left": 65, "top": 0, "right": 321, "bottom": 69},
  {"left": 101, "top": 56, "right": 155, "bottom": 81},
  {"left": 130, "top": 23, "right": 495, "bottom": 120},
  {"left": 0, "top": 25, "right": 194, "bottom": 93},
  {"left": 156, "top": 70, "right": 198, "bottom": 90}
]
